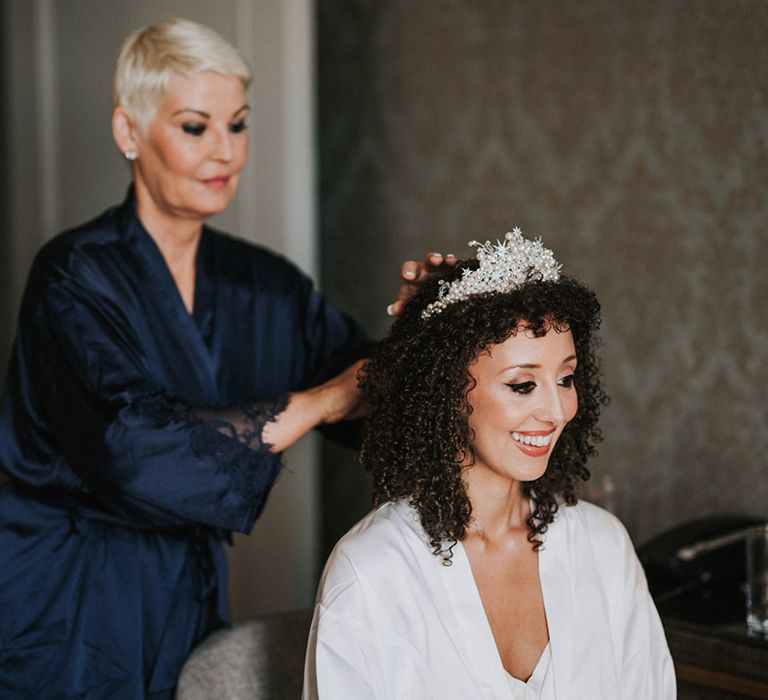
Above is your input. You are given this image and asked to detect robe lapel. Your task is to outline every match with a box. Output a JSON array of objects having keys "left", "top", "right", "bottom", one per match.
[
  {"left": 122, "top": 209, "right": 219, "bottom": 403},
  {"left": 392, "top": 502, "right": 498, "bottom": 696},
  {"left": 445, "top": 543, "right": 522, "bottom": 696},
  {"left": 539, "top": 515, "right": 575, "bottom": 698},
  {"left": 191, "top": 229, "right": 217, "bottom": 358}
]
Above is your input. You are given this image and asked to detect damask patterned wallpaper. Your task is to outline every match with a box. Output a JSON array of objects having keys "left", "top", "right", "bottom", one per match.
[{"left": 317, "top": 0, "right": 768, "bottom": 551}]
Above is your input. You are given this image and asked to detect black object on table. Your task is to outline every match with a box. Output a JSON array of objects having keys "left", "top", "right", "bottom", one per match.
[{"left": 639, "top": 515, "right": 768, "bottom": 699}]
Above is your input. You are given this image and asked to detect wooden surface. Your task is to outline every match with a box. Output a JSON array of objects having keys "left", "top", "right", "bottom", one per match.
[{"left": 666, "top": 622, "right": 768, "bottom": 699}]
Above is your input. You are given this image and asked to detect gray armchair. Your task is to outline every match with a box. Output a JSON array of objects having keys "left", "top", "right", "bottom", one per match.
[{"left": 176, "top": 609, "right": 312, "bottom": 700}]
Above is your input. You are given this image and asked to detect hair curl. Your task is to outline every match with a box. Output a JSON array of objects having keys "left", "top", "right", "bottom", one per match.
[{"left": 359, "top": 262, "right": 607, "bottom": 562}]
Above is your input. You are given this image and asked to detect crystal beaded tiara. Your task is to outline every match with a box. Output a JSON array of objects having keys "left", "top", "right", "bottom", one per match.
[{"left": 420, "top": 227, "right": 562, "bottom": 319}]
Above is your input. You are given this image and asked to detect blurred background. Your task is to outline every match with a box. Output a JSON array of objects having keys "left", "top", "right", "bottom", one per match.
[{"left": 1, "top": 0, "right": 766, "bottom": 620}]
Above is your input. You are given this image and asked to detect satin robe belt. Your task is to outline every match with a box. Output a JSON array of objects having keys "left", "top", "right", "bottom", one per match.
[{"left": 9, "top": 481, "right": 226, "bottom": 601}]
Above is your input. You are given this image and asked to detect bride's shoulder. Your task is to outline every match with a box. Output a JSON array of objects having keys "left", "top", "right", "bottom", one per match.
[
  {"left": 557, "top": 499, "right": 634, "bottom": 552},
  {"left": 337, "top": 500, "right": 421, "bottom": 551},
  {"left": 324, "top": 500, "right": 426, "bottom": 576}
]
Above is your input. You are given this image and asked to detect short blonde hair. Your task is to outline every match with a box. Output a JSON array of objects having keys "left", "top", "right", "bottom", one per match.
[{"left": 113, "top": 17, "right": 252, "bottom": 132}]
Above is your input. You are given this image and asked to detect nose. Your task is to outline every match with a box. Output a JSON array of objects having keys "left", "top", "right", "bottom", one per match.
[
  {"left": 533, "top": 383, "right": 567, "bottom": 426},
  {"left": 211, "top": 127, "right": 234, "bottom": 162}
]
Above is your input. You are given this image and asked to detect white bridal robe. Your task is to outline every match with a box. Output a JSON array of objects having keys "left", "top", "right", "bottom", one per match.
[{"left": 303, "top": 499, "right": 676, "bottom": 699}]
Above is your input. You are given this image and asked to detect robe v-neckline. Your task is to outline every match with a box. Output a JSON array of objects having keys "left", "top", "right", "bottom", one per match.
[
  {"left": 445, "top": 540, "right": 548, "bottom": 689},
  {"left": 412, "top": 501, "right": 574, "bottom": 698},
  {"left": 120, "top": 198, "right": 220, "bottom": 402},
  {"left": 507, "top": 642, "right": 550, "bottom": 692}
]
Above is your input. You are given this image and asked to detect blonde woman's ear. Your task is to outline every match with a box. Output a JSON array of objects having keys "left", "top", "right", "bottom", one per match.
[{"left": 112, "top": 106, "right": 139, "bottom": 160}]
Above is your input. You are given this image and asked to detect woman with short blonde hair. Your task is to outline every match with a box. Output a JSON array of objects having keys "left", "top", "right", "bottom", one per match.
[{"left": 0, "top": 17, "right": 372, "bottom": 698}]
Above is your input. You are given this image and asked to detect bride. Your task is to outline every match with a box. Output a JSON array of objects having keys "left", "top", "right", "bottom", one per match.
[{"left": 303, "top": 229, "right": 675, "bottom": 699}]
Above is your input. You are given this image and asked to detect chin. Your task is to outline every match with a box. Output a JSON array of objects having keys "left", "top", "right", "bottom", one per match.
[
  {"left": 192, "top": 193, "right": 236, "bottom": 218},
  {"left": 512, "top": 469, "right": 548, "bottom": 484},
  {"left": 508, "top": 460, "right": 550, "bottom": 484}
]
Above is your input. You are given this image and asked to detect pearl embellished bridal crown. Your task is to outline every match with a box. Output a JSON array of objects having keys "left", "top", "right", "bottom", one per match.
[{"left": 421, "top": 227, "right": 562, "bottom": 319}]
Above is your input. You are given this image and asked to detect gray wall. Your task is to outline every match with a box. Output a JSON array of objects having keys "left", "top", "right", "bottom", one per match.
[{"left": 318, "top": 0, "right": 768, "bottom": 550}]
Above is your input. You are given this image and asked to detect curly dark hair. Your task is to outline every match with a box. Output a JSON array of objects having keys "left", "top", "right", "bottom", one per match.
[{"left": 359, "top": 261, "right": 607, "bottom": 562}]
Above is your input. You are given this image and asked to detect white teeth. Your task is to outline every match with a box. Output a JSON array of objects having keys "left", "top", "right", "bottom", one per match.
[{"left": 512, "top": 432, "right": 552, "bottom": 447}]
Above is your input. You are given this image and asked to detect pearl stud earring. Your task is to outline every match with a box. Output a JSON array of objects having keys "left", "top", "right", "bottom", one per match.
[{"left": 124, "top": 150, "right": 137, "bottom": 161}]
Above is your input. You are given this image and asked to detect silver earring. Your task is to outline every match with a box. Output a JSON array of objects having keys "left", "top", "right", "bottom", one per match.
[{"left": 124, "top": 150, "right": 137, "bottom": 161}]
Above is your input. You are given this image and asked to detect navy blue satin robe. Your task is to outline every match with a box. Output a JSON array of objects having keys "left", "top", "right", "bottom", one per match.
[{"left": 0, "top": 194, "right": 369, "bottom": 698}]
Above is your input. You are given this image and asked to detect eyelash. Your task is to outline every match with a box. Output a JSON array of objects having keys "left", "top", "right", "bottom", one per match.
[
  {"left": 506, "top": 374, "right": 576, "bottom": 395},
  {"left": 181, "top": 120, "right": 248, "bottom": 137},
  {"left": 559, "top": 374, "right": 576, "bottom": 389},
  {"left": 507, "top": 381, "right": 536, "bottom": 395},
  {"left": 182, "top": 123, "right": 206, "bottom": 136}
]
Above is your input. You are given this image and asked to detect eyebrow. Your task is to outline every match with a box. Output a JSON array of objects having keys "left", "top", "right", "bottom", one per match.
[
  {"left": 171, "top": 104, "right": 250, "bottom": 119},
  {"left": 502, "top": 354, "right": 578, "bottom": 371}
]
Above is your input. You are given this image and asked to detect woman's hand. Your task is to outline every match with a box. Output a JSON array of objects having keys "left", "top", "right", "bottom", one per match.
[
  {"left": 262, "top": 359, "right": 367, "bottom": 453},
  {"left": 387, "top": 252, "right": 458, "bottom": 317},
  {"left": 315, "top": 359, "right": 367, "bottom": 425}
]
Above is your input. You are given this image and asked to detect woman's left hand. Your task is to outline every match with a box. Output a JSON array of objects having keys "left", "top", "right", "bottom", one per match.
[{"left": 387, "top": 252, "right": 458, "bottom": 317}]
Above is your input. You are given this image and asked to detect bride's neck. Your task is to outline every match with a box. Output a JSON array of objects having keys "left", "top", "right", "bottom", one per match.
[{"left": 463, "top": 473, "right": 530, "bottom": 544}]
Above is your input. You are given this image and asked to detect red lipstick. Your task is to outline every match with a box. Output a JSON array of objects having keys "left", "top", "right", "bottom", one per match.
[
  {"left": 202, "top": 176, "right": 230, "bottom": 189},
  {"left": 510, "top": 430, "right": 555, "bottom": 458}
]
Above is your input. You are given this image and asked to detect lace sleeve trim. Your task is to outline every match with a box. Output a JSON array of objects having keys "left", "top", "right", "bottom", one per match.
[
  {"left": 125, "top": 390, "right": 291, "bottom": 521},
  {"left": 187, "top": 394, "right": 290, "bottom": 521},
  {"left": 190, "top": 393, "right": 291, "bottom": 455}
]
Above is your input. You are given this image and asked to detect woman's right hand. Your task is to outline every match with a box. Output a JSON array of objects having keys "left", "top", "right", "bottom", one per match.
[
  {"left": 261, "top": 359, "right": 367, "bottom": 453},
  {"left": 315, "top": 359, "right": 367, "bottom": 425}
]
